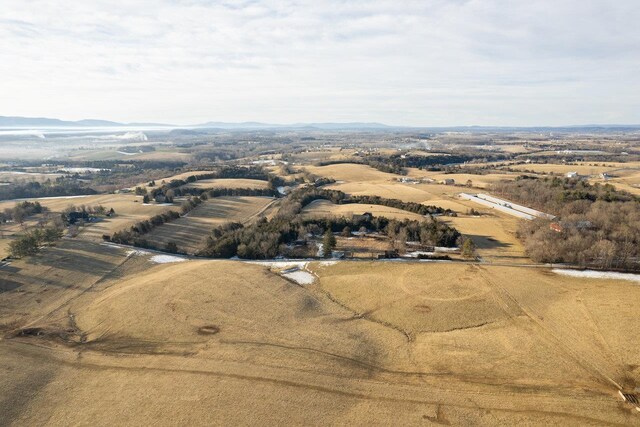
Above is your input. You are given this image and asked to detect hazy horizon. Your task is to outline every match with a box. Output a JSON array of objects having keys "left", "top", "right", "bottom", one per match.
[
  {"left": 3, "top": 115, "right": 640, "bottom": 130},
  {"left": 2, "top": 1, "right": 639, "bottom": 126}
]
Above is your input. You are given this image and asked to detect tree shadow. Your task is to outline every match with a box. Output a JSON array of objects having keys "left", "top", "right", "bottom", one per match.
[{"left": 465, "top": 234, "right": 513, "bottom": 249}]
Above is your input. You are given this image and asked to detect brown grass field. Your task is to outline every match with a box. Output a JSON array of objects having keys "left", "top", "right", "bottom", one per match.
[
  {"left": 301, "top": 199, "right": 425, "bottom": 221},
  {"left": 304, "top": 163, "right": 401, "bottom": 183},
  {"left": 506, "top": 163, "right": 622, "bottom": 175},
  {"left": 1, "top": 240, "right": 639, "bottom": 425},
  {"left": 144, "top": 196, "right": 275, "bottom": 253}
]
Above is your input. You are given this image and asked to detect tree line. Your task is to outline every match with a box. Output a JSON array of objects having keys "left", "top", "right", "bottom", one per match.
[
  {"left": 0, "top": 177, "right": 97, "bottom": 201},
  {"left": 197, "top": 187, "right": 461, "bottom": 259},
  {"left": 109, "top": 195, "right": 206, "bottom": 246},
  {"left": 492, "top": 176, "right": 640, "bottom": 270},
  {"left": 0, "top": 201, "right": 46, "bottom": 223},
  {"left": 147, "top": 166, "right": 284, "bottom": 203},
  {"left": 281, "top": 187, "right": 454, "bottom": 217}
]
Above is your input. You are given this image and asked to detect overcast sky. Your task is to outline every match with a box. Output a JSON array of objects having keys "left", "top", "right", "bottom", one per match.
[{"left": 1, "top": 0, "right": 639, "bottom": 126}]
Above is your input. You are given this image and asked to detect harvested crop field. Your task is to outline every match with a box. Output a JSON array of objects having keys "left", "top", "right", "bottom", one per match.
[
  {"left": 144, "top": 196, "right": 275, "bottom": 253},
  {"left": 184, "top": 178, "right": 270, "bottom": 190},
  {"left": 301, "top": 199, "right": 425, "bottom": 221},
  {"left": 327, "top": 181, "right": 439, "bottom": 202},
  {"left": 304, "top": 163, "right": 401, "bottom": 183},
  {"left": 1, "top": 242, "right": 638, "bottom": 425}
]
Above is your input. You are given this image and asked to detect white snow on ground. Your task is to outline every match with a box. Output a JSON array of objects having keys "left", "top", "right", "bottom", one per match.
[
  {"left": 142, "top": 203, "right": 174, "bottom": 206},
  {"left": 126, "top": 249, "right": 150, "bottom": 256},
  {"left": 150, "top": 255, "right": 187, "bottom": 263},
  {"left": 282, "top": 270, "right": 316, "bottom": 285},
  {"left": 116, "top": 151, "right": 137, "bottom": 156},
  {"left": 553, "top": 269, "right": 640, "bottom": 283},
  {"left": 318, "top": 260, "right": 338, "bottom": 266},
  {"left": 404, "top": 251, "right": 435, "bottom": 258},
  {"left": 249, "top": 260, "right": 308, "bottom": 269},
  {"left": 60, "top": 167, "right": 108, "bottom": 173},
  {"left": 434, "top": 247, "right": 459, "bottom": 253},
  {"left": 248, "top": 260, "right": 318, "bottom": 285},
  {"left": 13, "top": 195, "right": 92, "bottom": 202}
]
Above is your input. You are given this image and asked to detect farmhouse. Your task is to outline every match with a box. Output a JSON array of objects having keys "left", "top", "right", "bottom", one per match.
[
  {"left": 352, "top": 212, "right": 373, "bottom": 222},
  {"left": 441, "top": 178, "right": 455, "bottom": 185},
  {"left": 399, "top": 177, "right": 419, "bottom": 184}
]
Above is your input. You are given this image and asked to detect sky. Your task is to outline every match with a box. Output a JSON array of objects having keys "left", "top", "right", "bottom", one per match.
[{"left": 1, "top": 0, "right": 639, "bottom": 126}]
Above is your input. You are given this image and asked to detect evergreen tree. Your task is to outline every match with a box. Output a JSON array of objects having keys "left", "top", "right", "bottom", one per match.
[{"left": 322, "top": 229, "right": 336, "bottom": 258}]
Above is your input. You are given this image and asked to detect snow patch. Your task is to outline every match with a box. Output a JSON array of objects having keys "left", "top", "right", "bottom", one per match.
[
  {"left": 282, "top": 270, "right": 315, "bottom": 285},
  {"left": 13, "top": 194, "right": 92, "bottom": 202},
  {"left": 434, "top": 246, "right": 459, "bottom": 253},
  {"left": 553, "top": 269, "right": 640, "bottom": 283},
  {"left": 250, "top": 260, "right": 308, "bottom": 269},
  {"left": 404, "top": 251, "right": 435, "bottom": 258},
  {"left": 126, "top": 249, "right": 150, "bottom": 256},
  {"left": 150, "top": 255, "right": 187, "bottom": 264},
  {"left": 317, "top": 260, "right": 338, "bottom": 266}
]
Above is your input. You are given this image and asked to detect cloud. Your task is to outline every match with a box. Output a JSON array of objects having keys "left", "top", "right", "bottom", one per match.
[{"left": 0, "top": 0, "right": 638, "bottom": 125}]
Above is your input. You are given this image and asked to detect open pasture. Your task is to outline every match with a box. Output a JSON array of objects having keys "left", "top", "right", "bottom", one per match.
[
  {"left": 1, "top": 244, "right": 638, "bottom": 425},
  {"left": 304, "top": 163, "right": 401, "bottom": 183},
  {"left": 301, "top": 199, "right": 425, "bottom": 221},
  {"left": 506, "top": 162, "right": 621, "bottom": 176},
  {"left": 440, "top": 214, "right": 526, "bottom": 263}
]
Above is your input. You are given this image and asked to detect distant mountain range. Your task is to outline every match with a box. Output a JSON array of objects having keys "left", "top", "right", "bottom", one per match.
[
  {"left": 0, "top": 116, "right": 169, "bottom": 128},
  {"left": 1, "top": 115, "right": 639, "bottom": 132},
  {"left": 0, "top": 116, "right": 392, "bottom": 130}
]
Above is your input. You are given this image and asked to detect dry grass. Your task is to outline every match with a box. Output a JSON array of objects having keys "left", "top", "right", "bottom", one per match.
[
  {"left": 507, "top": 163, "right": 619, "bottom": 175},
  {"left": 304, "top": 163, "right": 400, "bottom": 182},
  {"left": 440, "top": 214, "right": 526, "bottom": 263},
  {"left": 185, "top": 178, "right": 270, "bottom": 190},
  {"left": 1, "top": 242, "right": 637, "bottom": 425},
  {"left": 419, "top": 172, "right": 513, "bottom": 188},
  {"left": 314, "top": 261, "right": 640, "bottom": 390},
  {"left": 301, "top": 199, "right": 425, "bottom": 221}
]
